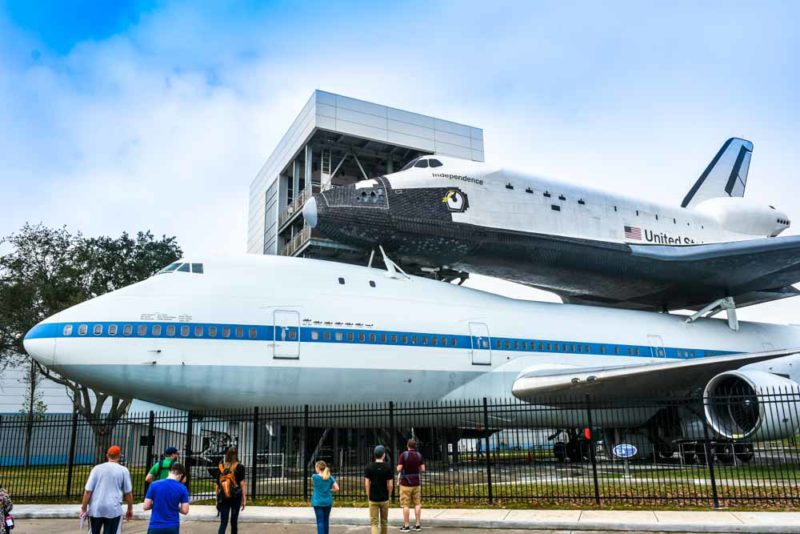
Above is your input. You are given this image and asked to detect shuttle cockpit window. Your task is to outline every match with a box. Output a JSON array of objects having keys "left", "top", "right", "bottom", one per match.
[
  {"left": 157, "top": 261, "right": 204, "bottom": 275},
  {"left": 400, "top": 157, "right": 421, "bottom": 171},
  {"left": 177, "top": 263, "right": 191, "bottom": 273},
  {"left": 414, "top": 159, "right": 429, "bottom": 168},
  {"left": 429, "top": 159, "right": 443, "bottom": 168}
]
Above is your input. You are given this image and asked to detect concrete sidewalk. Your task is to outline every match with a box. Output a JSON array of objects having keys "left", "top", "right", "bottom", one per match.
[{"left": 12, "top": 504, "right": 800, "bottom": 533}]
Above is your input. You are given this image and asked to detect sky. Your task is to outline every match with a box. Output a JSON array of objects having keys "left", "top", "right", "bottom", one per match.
[{"left": 1, "top": 0, "right": 800, "bottom": 323}]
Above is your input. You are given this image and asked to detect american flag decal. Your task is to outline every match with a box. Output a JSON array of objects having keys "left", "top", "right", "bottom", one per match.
[{"left": 624, "top": 226, "right": 642, "bottom": 240}]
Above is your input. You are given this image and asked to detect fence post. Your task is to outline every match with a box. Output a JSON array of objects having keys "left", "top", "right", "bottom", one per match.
[
  {"left": 185, "top": 411, "right": 194, "bottom": 489},
  {"left": 65, "top": 410, "right": 79, "bottom": 497},
  {"left": 482, "top": 397, "right": 493, "bottom": 504},
  {"left": 701, "top": 407, "right": 720, "bottom": 509},
  {"left": 145, "top": 411, "right": 155, "bottom": 493},
  {"left": 251, "top": 407, "right": 259, "bottom": 500},
  {"left": 389, "top": 401, "right": 396, "bottom": 503},
  {"left": 303, "top": 405, "right": 309, "bottom": 501},
  {"left": 585, "top": 394, "right": 601, "bottom": 506}
]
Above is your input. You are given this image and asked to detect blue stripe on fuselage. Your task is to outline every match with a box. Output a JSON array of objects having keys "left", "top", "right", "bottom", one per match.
[{"left": 25, "top": 321, "right": 734, "bottom": 360}]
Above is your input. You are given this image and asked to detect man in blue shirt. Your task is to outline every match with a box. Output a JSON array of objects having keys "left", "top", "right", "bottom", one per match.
[{"left": 143, "top": 462, "right": 190, "bottom": 534}]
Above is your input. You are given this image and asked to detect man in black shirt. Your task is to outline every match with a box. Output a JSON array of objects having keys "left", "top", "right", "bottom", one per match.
[{"left": 364, "top": 445, "right": 394, "bottom": 534}]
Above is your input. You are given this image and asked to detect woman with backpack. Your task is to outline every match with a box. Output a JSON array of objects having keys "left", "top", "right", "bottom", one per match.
[
  {"left": 311, "top": 460, "right": 339, "bottom": 534},
  {"left": 210, "top": 447, "right": 246, "bottom": 534}
]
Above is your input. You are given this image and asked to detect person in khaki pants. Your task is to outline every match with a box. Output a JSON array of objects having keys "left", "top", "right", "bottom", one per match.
[{"left": 364, "top": 445, "right": 394, "bottom": 534}]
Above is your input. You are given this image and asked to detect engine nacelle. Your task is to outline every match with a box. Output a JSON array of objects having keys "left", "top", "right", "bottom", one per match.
[
  {"left": 693, "top": 197, "right": 790, "bottom": 237},
  {"left": 704, "top": 370, "right": 800, "bottom": 441}
]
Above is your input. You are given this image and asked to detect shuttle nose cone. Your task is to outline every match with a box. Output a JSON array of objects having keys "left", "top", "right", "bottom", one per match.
[
  {"left": 303, "top": 196, "right": 318, "bottom": 228},
  {"left": 23, "top": 323, "right": 56, "bottom": 367}
]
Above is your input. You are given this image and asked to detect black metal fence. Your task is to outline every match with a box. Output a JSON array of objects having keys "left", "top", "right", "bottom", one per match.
[{"left": 2, "top": 391, "right": 800, "bottom": 508}]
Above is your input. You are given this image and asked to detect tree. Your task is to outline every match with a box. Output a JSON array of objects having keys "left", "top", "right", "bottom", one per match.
[{"left": 0, "top": 224, "right": 182, "bottom": 462}]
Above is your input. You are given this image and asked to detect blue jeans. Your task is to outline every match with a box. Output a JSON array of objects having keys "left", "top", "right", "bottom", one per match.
[{"left": 314, "top": 505, "right": 332, "bottom": 534}]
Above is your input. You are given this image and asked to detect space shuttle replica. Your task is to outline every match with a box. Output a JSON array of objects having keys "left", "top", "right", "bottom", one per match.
[{"left": 305, "top": 138, "right": 800, "bottom": 318}]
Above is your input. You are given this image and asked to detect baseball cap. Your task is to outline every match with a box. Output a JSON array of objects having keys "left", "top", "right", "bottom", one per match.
[
  {"left": 107, "top": 445, "right": 121, "bottom": 456},
  {"left": 374, "top": 445, "right": 386, "bottom": 458},
  {"left": 165, "top": 446, "right": 179, "bottom": 455}
]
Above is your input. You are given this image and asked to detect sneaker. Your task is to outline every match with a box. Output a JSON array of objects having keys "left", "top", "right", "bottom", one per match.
[
  {"left": 400, "top": 526, "right": 411, "bottom": 532},
  {"left": 414, "top": 526, "right": 422, "bottom": 531}
]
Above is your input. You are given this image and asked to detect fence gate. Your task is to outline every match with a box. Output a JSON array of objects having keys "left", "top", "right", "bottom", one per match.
[
  {"left": 273, "top": 309, "right": 300, "bottom": 359},
  {"left": 469, "top": 322, "right": 492, "bottom": 365}
]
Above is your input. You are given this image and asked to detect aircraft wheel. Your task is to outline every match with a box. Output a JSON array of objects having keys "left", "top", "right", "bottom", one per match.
[
  {"left": 656, "top": 444, "right": 675, "bottom": 461},
  {"left": 734, "top": 443, "right": 755, "bottom": 463},
  {"left": 566, "top": 440, "right": 584, "bottom": 462},
  {"left": 714, "top": 442, "right": 735, "bottom": 465}
]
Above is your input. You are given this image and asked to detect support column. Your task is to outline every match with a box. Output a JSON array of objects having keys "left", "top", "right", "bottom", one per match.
[
  {"left": 292, "top": 160, "right": 300, "bottom": 203},
  {"left": 305, "top": 145, "right": 313, "bottom": 194}
]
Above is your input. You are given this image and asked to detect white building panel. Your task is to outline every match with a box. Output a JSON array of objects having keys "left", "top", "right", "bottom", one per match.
[
  {"left": 387, "top": 131, "right": 437, "bottom": 152},
  {"left": 387, "top": 107, "right": 436, "bottom": 129},
  {"left": 387, "top": 119, "right": 436, "bottom": 141}
]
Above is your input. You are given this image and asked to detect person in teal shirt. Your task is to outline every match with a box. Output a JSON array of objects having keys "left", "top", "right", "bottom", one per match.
[{"left": 311, "top": 460, "right": 339, "bottom": 534}]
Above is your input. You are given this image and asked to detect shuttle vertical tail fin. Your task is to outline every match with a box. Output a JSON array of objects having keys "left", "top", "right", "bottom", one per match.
[{"left": 681, "top": 138, "right": 753, "bottom": 208}]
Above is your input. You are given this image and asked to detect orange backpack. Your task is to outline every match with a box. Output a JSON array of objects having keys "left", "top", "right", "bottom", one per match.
[{"left": 217, "top": 462, "right": 240, "bottom": 501}]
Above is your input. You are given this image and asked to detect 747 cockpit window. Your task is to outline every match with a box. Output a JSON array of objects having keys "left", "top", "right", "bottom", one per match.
[
  {"left": 157, "top": 262, "right": 181, "bottom": 274},
  {"left": 157, "top": 262, "right": 204, "bottom": 274}
]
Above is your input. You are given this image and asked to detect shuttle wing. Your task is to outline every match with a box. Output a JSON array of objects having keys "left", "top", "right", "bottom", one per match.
[
  {"left": 628, "top": 236, "right": 800, "bottom": 310},
  {"left": 558, "top": 235, "right": 800, "bottom": 311},
  {"left": 512, "top": 348, "right": 800, "bottom": 404}
]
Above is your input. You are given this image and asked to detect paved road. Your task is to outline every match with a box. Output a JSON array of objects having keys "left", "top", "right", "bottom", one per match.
[{"left": 13, "top": 520, "right": 676, "bottom": 534}]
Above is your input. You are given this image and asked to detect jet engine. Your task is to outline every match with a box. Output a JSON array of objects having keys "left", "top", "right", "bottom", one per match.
[{"left": 704, "top": 370, "right": 800, "bottom": 441}]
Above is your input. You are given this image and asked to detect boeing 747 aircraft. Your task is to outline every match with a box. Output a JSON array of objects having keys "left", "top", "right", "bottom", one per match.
[
  {"left": 304, "top": 138, "right": 800, "bottom": 315},
  {"left": 23, "top": 255, "right": 800, "bottom": 460}
]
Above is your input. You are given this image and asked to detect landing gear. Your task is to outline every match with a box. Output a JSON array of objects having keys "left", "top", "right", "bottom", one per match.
[{"left": 682, "top": 441, "right": 754, "bottom": 465}]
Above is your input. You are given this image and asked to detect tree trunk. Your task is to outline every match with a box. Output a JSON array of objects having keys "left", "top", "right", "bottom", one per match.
[{"left": 23, "top": 359, "right": 38, "bottom": 468}]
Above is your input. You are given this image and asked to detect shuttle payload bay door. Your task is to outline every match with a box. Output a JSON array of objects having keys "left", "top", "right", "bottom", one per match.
[
  {"left": 274, "top": 310, "right": 300, "bottom": 359},
  {"left": 469, "top": 322, "right": 492, "bottom": 365}
]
